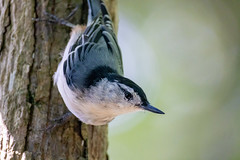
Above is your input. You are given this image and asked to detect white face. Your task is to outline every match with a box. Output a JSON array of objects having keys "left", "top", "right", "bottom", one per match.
[{"left": 85, "top": 78, "right": 143, "bottom": 115}]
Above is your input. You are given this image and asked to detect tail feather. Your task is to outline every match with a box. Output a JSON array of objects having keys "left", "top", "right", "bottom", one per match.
[
  {"left": 87, "top": 0, "right": 114, "bottom": 31},
  {"left": 87, "top": 0, "right": 101, "bottom": 25}
]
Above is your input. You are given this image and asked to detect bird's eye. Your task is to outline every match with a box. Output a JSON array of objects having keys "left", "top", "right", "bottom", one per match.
[
  {"left": 118, "top": 84, "right": 133, "bottom": 101},
  {"left": 125, "top": 91, "right": 133, "bottom": 101}
]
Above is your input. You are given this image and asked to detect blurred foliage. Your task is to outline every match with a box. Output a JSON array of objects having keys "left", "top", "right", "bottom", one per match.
[{"left": 108, "top": 0, "right": 240, "bottom": 160}]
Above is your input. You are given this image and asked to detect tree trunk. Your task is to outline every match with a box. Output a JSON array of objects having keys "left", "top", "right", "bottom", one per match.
[{"left": 0, "top": 0, "right": 118, "bottom": 159}]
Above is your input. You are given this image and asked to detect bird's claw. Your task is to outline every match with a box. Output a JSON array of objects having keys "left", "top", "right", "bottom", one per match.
[{"left": 32, "top": 5, "right": 80, "bottom": 28}]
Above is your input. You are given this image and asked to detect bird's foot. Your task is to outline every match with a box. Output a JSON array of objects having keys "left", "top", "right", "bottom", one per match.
[
  {"left": 32, "top": 5, "right": 80, "bottom": 28},
  {"left": 45, "top": 112, "right": 74, "bottom": 132}
]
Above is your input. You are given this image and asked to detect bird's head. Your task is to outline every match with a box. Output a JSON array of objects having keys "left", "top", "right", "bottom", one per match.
[{"left": 85, "top": 72, "right": 164, "bottom": 116}]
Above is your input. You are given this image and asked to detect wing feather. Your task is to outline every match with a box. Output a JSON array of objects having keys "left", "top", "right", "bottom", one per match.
[{"left": 63, "top": 4, "right": 123, "bottom": 90}]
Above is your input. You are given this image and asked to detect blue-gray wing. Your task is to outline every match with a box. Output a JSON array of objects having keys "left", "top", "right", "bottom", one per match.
[{"left": 63, "top": 16, "right": 123, "bottom": 90}]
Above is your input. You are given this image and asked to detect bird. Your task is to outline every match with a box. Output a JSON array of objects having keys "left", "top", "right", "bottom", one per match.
[{"left": 53, "top": 0, "right": 164, "bottom": 125}]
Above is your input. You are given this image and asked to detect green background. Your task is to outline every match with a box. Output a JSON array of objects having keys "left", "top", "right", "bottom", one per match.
[{"left": 108, "top": 0, "right": 240, "bottom": 160}]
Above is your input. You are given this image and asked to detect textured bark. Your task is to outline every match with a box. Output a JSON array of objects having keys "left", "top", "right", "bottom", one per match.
[{"left": 0, "top": 0, "right": 118, "bottom": 159}]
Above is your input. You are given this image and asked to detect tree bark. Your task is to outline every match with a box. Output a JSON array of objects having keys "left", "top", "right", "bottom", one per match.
[{"left": 0, "top": 0, "right": 118, "bottom": 159}]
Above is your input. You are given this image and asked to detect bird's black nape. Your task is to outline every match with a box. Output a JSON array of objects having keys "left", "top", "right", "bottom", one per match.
[{"left": 84, "top": 65, "right": 118, "bottom": 88}]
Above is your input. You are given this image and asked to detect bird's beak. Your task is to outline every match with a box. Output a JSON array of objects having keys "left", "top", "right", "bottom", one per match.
[{"left": 142, "top": 104, "right": 165, "bottom": 114}]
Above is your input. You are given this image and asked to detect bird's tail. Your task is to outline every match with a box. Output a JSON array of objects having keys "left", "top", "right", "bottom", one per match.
[
  {"left": 87, "top": 0, "right": 114, "bottom": 31},
  {"left": 87, "top": 0, "right": 101, "bottom": 24}
]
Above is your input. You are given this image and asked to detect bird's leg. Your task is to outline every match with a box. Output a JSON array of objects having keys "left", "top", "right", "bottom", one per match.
[
  {"left": 45, "top": 112, "right": 75, "bottom": 132},
  {"left": 33, "top": 5, "right": 80, "bottom": 28},
  {"left": 43, "top": 11, "right": 76, "bottom": 28}
]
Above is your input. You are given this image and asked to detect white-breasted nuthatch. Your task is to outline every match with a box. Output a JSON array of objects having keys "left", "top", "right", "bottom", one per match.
[{"left": 54, "top": 0, "right": 164, "bottom": 125}]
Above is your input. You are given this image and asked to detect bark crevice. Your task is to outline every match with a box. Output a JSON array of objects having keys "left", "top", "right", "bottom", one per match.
[
  {"left": 23, "top": 0, "right": 38, "bottom": 153},
  {"left": 0, "top": 0, "right": 11, "bottom": 55}
]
